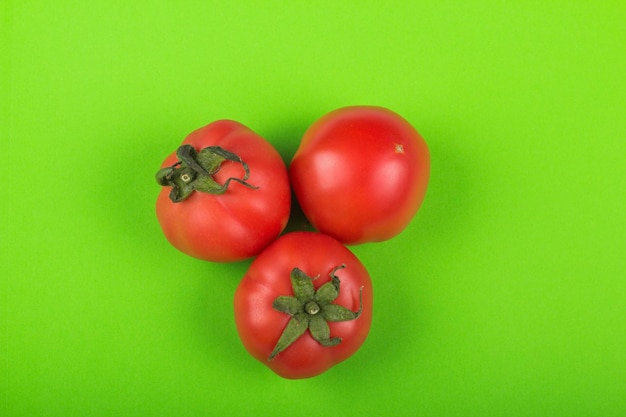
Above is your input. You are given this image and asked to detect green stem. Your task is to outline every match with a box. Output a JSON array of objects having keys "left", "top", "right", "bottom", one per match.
[
  {"left": 268, "top": 266, "right": 364, "bottom": 361},
  {"left": 156, "top": 144, "right": 258, "bottom": 202}
]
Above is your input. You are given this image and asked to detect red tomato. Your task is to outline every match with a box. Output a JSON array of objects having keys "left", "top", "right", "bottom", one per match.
[
  {"left": 289, "top": 106, "right": 430, "bottom": 245},
  {"left": 234, "top": 232, "right": 373, "bottom": 379},
  {"left": 155, "top": 120, "right": 290, "bottom": 262}
]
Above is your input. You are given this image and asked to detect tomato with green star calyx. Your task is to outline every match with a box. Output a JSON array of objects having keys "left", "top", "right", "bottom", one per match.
[
  {"left": 234, "top": 232, "right": 373, "bottom": 379},
  {"left": 155, "top": 120, "right": 291, "bottom": 262}
]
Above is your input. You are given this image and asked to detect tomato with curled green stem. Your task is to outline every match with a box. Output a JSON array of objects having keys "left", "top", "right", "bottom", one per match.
[
  {"left": 234, "top": 231, "right": 373, "bottom": 379},
  {"left": 289, "top": 106, "right": 430, "bottom": 245},
  {"left": 155, "top": 120, "right": 291, "bottom": 262}
]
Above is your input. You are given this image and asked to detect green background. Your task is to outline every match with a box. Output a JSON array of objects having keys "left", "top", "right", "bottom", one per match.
[{"left": 3, "top": 1, "right": 625, "bottom": 415}]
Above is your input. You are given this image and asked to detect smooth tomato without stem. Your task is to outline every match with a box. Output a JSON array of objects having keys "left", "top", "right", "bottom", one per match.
[
  {"left": 155, "top": 120, "right": 291, "bottom": 262},
  {"left": 234, "top": 231, "right": 373, "bottom": 379},
  {"left": 289, "top": 106, "right": 430, "bottom": 245}
]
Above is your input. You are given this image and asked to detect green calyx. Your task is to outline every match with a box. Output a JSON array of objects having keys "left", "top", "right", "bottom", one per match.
[
  {"left": 156, "top": 144, "right": 258, "bottom": 203},
  {"left": 269, "top": 265, "right": 363, "bottom": 361}
]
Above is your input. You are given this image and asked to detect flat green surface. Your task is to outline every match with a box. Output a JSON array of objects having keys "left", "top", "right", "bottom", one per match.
[{"left": 3, "top": 1, "right": 625, "bottom": 415}]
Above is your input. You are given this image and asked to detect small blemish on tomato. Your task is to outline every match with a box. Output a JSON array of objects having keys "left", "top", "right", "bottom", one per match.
[{"left": 395, "top": 144, "right": 404, "bottom": 154}]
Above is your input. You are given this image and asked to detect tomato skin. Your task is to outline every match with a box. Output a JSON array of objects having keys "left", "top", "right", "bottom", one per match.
[
  {"left": 289, "top": 106, "right": 430, "bottom": 245},
  {"left": 234, "top": 232, "right": 373, "bottom": 379},
  {"left": 156, "top": 120, "right": 290, "bottom": 262}
]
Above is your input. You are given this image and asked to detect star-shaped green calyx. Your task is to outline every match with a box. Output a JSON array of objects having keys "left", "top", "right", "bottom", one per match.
[
  {"left": 269, "top": 265, "right": 363, "bottom": 361},
  {"left": 156, "top": 144, "right": 258, "bottom": 203}
]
